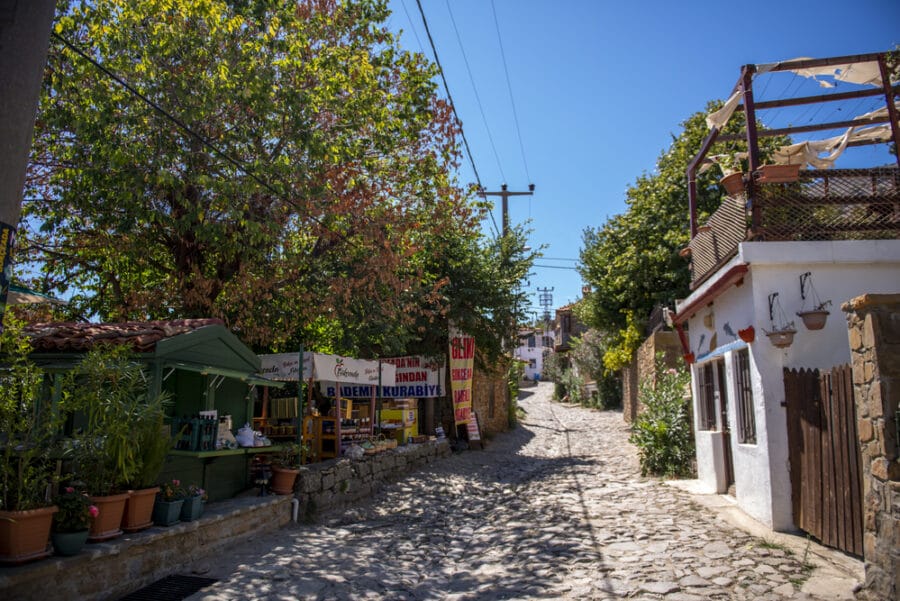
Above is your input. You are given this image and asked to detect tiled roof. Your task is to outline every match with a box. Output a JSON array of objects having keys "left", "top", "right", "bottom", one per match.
[{"left": 23, "top": 318, "right": 224, "bottom": 353}]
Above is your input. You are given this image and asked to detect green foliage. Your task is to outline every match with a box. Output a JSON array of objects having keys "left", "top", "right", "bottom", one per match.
[
  {"left": 130, "top": 408, "right": 174, "bottom": 489},
  {"left": 0, "top": 316, "right": 58, "bottom": 510},
  {"left": 541, "top": 351, "right": 565, "bottom": 383},
  {"left": 629, "top": 355, "right": 694, "bottom": 478},
  {"left": 507, "top": 360, "right": 524, "bottom": 428},
  {"left": 569, "top": 328, "right": 622, "bottom": 409},
  {"left": 61, "top": 346, "right": 170, "bottom": 495},
  {"left": 559, "top": 369, "right": 585, "bottom": 404},
  {"left": 578, "top": 103, "right": 788, "bottom": 364}
]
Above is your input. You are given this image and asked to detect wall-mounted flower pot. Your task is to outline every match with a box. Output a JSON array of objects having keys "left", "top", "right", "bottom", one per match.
[
  {"left": 719, "top": 172, "right": 745, "bottom": 195},
  {"left": 738, "top": 326, "right": 755, "bottom": 343},
  {"left": 755, "top": 164, "right": 801, "bottom": 183},
  {"left": 797, "top": 309, "right": 829, "bottom": 331},
  {"left": 765, "top": 328, "right": 796, "bottom": 349}
]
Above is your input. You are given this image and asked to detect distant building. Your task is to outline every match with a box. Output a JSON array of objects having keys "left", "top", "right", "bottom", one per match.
[{"left": 513, "top": 328, "right": 552, "bottom": 380}]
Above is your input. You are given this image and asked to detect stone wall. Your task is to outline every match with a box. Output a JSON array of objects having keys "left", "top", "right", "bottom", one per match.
[
  {"left": 295, "top": 440, "right": 451, "bottom": 519},
  {"left": 623, "top": 331, "right": 681, "bottom": 423},
  {"left": 0, "top": 495, "right": 292, "bottom": 601},
  {"left": 473, "top": 362, "right": 510, "bottom": 435},
  {"left": 843, "top": 293, "right": 900, "bottom": 601}
]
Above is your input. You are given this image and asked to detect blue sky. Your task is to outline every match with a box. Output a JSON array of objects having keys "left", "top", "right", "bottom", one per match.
[{"left": 386, "top": 0, "right": 900, "bottom": 315}]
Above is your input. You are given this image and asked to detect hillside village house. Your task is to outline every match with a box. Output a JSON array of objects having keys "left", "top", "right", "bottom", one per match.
[
  {"left": 672, "top": 52, "right": 900, "bottom": 559},
  {"left": 514, "top": 327, "right": 552, "bottom": 380}
]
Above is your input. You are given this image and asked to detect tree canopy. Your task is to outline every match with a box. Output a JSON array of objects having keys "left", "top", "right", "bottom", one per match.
[
  {"left": 577, "top": 102, "right": 786, "bottom": 369},
  {"left": 20, "top": 0, "right": 531, "bottom": 358}
]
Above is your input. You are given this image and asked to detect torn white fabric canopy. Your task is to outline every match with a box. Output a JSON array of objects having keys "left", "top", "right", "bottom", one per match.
[{"left": 706, "top": 90, "right": 742, "bottom": 130}]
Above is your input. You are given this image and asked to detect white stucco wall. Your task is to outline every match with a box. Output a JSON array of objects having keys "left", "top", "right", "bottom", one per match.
[
  {"left": 679, "top": 239, "right": 900, "bottom": 531},
  {"left": 514, "top": 345, "right": 545, "bottom": 380}
]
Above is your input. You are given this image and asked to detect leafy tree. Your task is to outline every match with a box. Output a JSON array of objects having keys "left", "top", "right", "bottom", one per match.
[
  {"left": 23, "top": 0, "right": 490, "bottom": 353},
  {"left": 569, "top": 329, "right": 621, "bottom": 409},
  {"left": 577, "top": 103, "right": 786, "bottom": 369},
  {"left": 629, "top": 355, "right": 694, "bottom": 478}
]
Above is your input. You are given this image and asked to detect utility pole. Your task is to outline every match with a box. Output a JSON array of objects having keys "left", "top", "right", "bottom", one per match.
[
  {"left": 478, "top": 183, "right": 535, "bottom": 237},
  {"left": 0, "top": 1, "right": 57, "bottom": 332},
  {"left": 537, "top": 286, "right": 554, "bottom": 323}
]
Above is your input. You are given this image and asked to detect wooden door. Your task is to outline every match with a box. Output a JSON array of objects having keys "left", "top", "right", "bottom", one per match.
[{"left": 784, "top": 365, "right": 863, "bottom": 557}]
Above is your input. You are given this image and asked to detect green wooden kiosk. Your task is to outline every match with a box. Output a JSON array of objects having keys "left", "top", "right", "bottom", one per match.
[{"left": 25, "top": 319, "right": 285, "bottom": 501}]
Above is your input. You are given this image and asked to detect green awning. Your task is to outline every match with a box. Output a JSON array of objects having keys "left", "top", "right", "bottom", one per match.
[
  {"left": 7, "top": 284, "right": 67, "bottom": 306},
  {"left": 167, "top": 362, "right": 285, "bottom": 388}
]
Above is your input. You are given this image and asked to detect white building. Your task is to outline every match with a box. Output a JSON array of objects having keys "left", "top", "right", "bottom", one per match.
[
  {"left": 514, "top": 329, "right": 552, "bottom": 380},
  {"left": 675, "top": 240, "right": 900, "bottom": 530}
]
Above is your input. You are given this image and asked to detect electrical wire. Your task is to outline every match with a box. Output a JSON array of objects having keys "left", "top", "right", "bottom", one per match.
[
  {"left": 398, "top": 0, "right": 426, "bottom": 55},
  {"left": 413, "top": 0, "right": 499, "bottom": 239},
  {"left": 52, "top": 31, "right": 360, "bottom": 250},
  {"left": 532, "top": 264, "right": 579, "bottom": 270},
  {"left": 445, "top": 0, "right": 506, "bottom": 183},
  {"left": 490, "top": 0, "right": 531, "bottom": 184}
]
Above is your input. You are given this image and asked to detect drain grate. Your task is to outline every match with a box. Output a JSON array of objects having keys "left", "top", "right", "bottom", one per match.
[{"left": 119, "top": 574, "right": 217, "bottom": 601}]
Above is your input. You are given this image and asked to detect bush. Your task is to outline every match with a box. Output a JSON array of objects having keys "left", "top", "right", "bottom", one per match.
[
  {"left": 629, "top": 356, "right": 694, "bottom": 478},
  {"left": 560, "top": 369, "right": 585, "bottom": 404}
]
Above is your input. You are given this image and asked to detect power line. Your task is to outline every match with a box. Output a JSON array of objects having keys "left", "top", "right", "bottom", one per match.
[
  {"left": 490, "top": 0, "right": 531, "bottom": 183},
  {"left": 533, "top": 263, "right": 579, "bottom": 270},
  {"left": 413, "top": 0, "right": 498, "bottom": 239},
  {"left": 398, "top": 0, "right": 425, "bottom": 55},
  {"left": 51, "top": 31, "right": 358, "bottom": 249},
  {"left": 445, "top": 0, "right": 505, "bottom": 183}
]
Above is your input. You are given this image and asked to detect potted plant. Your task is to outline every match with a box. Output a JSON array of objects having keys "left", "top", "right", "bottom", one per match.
[
  {"left": 50, "top": 485, "right": 98, "bottom": 556},
  {"left": 179, "top": 483, "right": 206, "bottom": 522},
  {"left": 705, "top": 153, "right": 747, "bottom": 196},
  {"left": 60, "top": 346, "right": 158, "bottom": 541},
  {"left": 121, "top": 397, "right": 173, "bottom": 533},
  {"left": 269, "top": 443, "right": 300, "bottom": 495},
  {"left": 152, "top": 479, "right": 184, "bottom": 526},
  {"left": 764, "top": 323, "right": 797, "bottom": 349},
  {"left": 0, "top": 317, "right": 60, "bottom": 564}
]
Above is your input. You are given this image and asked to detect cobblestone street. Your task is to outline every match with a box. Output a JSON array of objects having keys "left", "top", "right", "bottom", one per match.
[{"left": 188, "top": 382, "right": 861, "bottom": 600}]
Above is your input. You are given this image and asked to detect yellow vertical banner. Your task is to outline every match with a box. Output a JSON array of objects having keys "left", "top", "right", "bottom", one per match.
[{"left": 449, "top": 324, "right": 475, "bottom": 426}]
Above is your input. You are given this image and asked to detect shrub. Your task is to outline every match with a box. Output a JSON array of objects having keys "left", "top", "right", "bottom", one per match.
[{"left": 629, "top": 356, "right": 694, "bottom": 478}]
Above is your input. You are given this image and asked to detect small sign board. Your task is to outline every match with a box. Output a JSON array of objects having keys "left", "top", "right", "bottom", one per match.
[{"left": 466, "top": 412, "right": 483, "bottom": 449}]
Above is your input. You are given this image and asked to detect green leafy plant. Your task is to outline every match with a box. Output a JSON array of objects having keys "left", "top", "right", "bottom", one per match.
[
  {"left": 127, "top": 397, "right": 173, "bottom": 490},
  {"left": 629, "top": 355, "right": 695, "bottom": 477},
  {"left": 0, "top": 316, "right": 59, "bottom": 511},
  {"left": 158, "top": 479, "right": 184, "bottom": 502},
  {"left": 51, "top": 485, "right": 98, "bottom": 532},
  {"left": 507, "top": 360, "right": 524, "bottom": 427},
  {"left": 61, "top": 346, "right": 169, "bottom": 496}
]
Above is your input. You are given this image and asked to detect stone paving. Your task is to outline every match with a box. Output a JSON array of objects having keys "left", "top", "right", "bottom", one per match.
[{"left": 187, "top": 382, "right": 858, "bottom": 600}]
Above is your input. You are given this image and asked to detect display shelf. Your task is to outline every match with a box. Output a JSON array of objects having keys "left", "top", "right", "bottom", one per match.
[{"left": 168, "top": 444, "right": 287, "bottom": 459}]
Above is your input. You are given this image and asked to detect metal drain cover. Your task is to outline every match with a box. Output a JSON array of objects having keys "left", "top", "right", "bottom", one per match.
[{"left": 119, "top": 574, "right": 217, "bottom": 601}]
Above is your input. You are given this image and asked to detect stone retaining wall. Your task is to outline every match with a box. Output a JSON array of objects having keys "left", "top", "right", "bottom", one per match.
[
  {"left": 0, "top": 495, "right": 292, "bottom": 601},
  {"left": 624, "top": 331, "right": 681, "bottom": 423},
  {"left": 843, "top": 293, "right": 900, "bottom": 601},
  {"left": 295, "top": 439, "right": 451, "bottom": 519}
]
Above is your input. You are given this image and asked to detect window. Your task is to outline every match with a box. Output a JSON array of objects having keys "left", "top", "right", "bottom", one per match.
[
  {"left": 734, "top": 349, "right": 757, "bottom": 444},
  {"left": 697, "top": 362, "right": 718, "bottom": 431}
]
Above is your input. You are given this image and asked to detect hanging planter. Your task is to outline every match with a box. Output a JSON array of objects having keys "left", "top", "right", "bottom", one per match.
[
  {"left": 755, "top": 164, "right": 801, "bottom": 183},
  {"left": 738, "top": 326, "right": 755, "bottom": 343},
  {"left": 719, "top": 172, "right": 745, "bottom": 195},
  {"left": 765, "top": 292, "right": 796, "bottom": 349},
  {"left": 796, "top": 272, "right": 832, "bottom": 331},
  {"left": 797, "top": 308, "right": 830, "bottom": 331},
  {"left": 764, "top": 326, "right": 797, "bottom": 349}
]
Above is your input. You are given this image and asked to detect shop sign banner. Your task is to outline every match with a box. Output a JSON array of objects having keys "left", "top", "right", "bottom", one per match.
[
  {"left": 449, "top": 325, "right": 475, "bottom": 426},
  {"left": 322, "top": 355, "right": 446, "bottom": 398},
  {"left": 313, "top": 353, "right": 396, "bottom": 387},
  {"left": 259, "top": 352, "right": 313, "bottom": 381}
]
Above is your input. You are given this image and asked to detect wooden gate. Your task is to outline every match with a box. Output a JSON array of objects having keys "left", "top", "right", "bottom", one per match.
[{"left": 783, "top": 365, "right": 863, "bottom": 557}]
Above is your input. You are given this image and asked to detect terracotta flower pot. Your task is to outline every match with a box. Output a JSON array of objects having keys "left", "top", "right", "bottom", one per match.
[
  {"left": 88, "top": 492, "right": 129, "bottom": 542},
  {"left": 755, "top": 164, "right": 801, "bottom": 183},
  {"left": 797, "top": 309, "right": 829, "bottom": 331},
  {"left": 0, "top": 506, "right": 58, "bottom": 564},
  {"left": 719, "top": 172, "right": 745, "bottom": 195},
  {"left": 270, "top": 466, "right": 300, "bottom": 495},
  {"left": 121, "top": 487, "right": 158, "bottom": 533}
]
